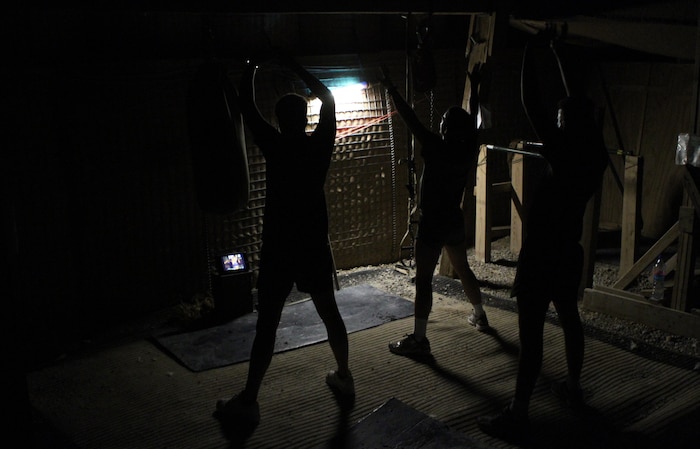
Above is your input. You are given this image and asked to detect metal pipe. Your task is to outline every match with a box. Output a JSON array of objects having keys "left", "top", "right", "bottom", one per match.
[{"left": 485, "top": 144, "right": 544, "bottom": 158}]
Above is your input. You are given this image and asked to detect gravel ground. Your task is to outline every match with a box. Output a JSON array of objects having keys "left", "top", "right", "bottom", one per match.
[{"left": 334, "top": 236, "right": 700, "bottom": 372}]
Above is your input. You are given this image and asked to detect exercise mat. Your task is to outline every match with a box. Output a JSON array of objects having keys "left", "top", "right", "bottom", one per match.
[{"left": 154, "top": 284, "right": 414, "bottom": 372}]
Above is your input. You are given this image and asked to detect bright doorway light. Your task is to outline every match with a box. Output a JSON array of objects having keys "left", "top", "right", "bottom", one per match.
[{"left": 308, "top": 81, "right": 368, "bottom": 115}]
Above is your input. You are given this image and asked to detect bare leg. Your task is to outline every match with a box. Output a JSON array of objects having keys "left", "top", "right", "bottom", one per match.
[
  {"left": 413, "top": 238, "right": 443, "bottom": 320},
  {"left": 311, "top": 289, "right": 350, "bottom": 377},
  {"left": 241, "top": 282, "right": 292, "bottom": 402},
  {"left": 513, "top": 294, "right": 549, "bottom": 413},
  {"left": 553, "top": 299, "right": 584, "bottom": 387},
  {"left": 445, "top": 241, "right": 482, "bottom": 306}
]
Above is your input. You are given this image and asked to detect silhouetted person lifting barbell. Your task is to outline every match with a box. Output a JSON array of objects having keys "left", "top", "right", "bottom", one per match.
[
  {"left": 477, "top": 26, "right": 609, "bottom": 446},
  {"left": 379, "top": 55, "right": 489, "bottom": 361},
  {"left": 215, "top": 52, "right": 353, "bottom": 431}
]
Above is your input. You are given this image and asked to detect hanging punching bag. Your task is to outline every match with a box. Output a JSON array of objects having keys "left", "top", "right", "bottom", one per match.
[
  {"left": 187, "top": 60, "right": 250, "bottom": 214},
  {"left": 411, "top": 18, "right": 436, "bottom": 93}
]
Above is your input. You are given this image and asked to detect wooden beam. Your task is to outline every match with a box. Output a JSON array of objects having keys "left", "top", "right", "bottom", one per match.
[
  {"left": 620, "top": 155, "right": 643, "bottom": 274},
  {"left": 694, "top": 2, "right": 700, "bottom": 134},
  {"left": 509, "top": 149, "right": 549, "bottom": 255},
  {"left": 681, "top": 166, "right": 700, "bottom": 216},
  {"left": 583, "top": 287, "right": 700, "bottom": 339},
  {"left": 510, "top": 154, "right": 525, "bottom": 255},
  {"left": 196, "top": 1, "right": 496, "bottom": 14},
  {"left": 612, "top": 221, "right": 680, "bottom": 290},
  {"left": 474, "top": 145, "right": 492, "bottom": 263},
  {"left": 672, "top": 206, "right": 697, "bottom": 311}
]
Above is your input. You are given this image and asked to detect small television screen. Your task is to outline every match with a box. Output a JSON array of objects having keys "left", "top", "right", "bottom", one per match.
[{"left": 220, "top": 252, "right": 247, "bottom": 273}]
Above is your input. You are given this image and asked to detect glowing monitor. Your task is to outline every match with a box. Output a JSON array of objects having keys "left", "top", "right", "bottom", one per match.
[{"left": 220, "top": 252, "right": 247, "bottom": 273}]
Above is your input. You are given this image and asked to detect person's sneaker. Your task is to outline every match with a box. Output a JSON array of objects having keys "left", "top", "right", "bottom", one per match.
[
  {"left": 477, "top": 406, "right": 531, "bottom": 445},
  {"left": 468, "top": 312, "right": 490, "bottom": 332},
  {"left": 551, "top": 380, "right": 585, "bottom": 410},
  {"left": 326, "top": 369, "right": 355, "bottom": 396},
  {"left": 388, "top": 334, "right": 431, "bottom": 358},
  {"left": 215, "top": 394, "right": 261, "bottom": 427}
]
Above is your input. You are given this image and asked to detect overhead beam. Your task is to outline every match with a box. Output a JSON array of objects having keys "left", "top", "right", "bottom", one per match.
[
  {"left": 218, "top": 1, "right": 495, "bottom": 15},
  {"left": 46, "top": 0, "right": 496, "bottom": 15}
]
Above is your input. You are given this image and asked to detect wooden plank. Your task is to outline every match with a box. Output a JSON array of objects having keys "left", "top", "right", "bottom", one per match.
[
  {"left": 492, "top": 181, "right": 511, "bottom": 194},
  {"left": 594, "top": 285, "right": 646, "bottom": 301},
  {"left": 582, "top": 287, "right": 700, "bottom": 339},
  {"left": 612, "top": 221, "right": 680, "bottom": 290},
  {"left": 694, "top": 4, "right": 700, "bottom": 134},
  {"left": 474, "top": 145, "right": 491, "bottom": 262},
  {"left": 671, "top": 207, "right": 697, "bottom": 311},
  {"left": 681, "top": 166, "right": 700, "bottom": 216},
  {"left": 620, "top": 155, "right": 643, "bottom": 274},
  {"left": 665, "top": 253, "right": 678, "bottom": 275},
  {"left": 510, "top": 153, "right": 525, "bottom": 255}
]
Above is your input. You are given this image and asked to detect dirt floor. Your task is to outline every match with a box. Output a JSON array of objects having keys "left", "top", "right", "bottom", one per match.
[
  {"left": 25, "top": 238, "right": 700, "bottom": 449},
  {"left": 23, "top": 235, "right": 700, "bottom": 449}
]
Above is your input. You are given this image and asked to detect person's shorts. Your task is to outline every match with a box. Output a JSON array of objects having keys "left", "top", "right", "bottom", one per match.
[
  {"left": 415, "top": 209, "right": 465, "bottom": 249},
  {"left": 256, "top": 239, "right": 334, "bottom": 299},
  {"left": 511, "top": 240, "right": 583, "bottom": 302}
]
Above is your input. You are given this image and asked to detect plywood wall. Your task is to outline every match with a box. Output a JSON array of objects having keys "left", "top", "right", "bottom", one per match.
[{"left": 592, "top": 62, "right": 695, "bottom": 239}]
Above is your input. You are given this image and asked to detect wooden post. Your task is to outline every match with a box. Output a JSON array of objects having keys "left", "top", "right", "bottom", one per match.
[
  {"left": 694, "top": 3, "right": 700, "bottom": 135},
  {"left": 672, "top": 206, "right": 697, "bottom": 311},
  {"left": 613, "top": 221, "right": 680, "bottom": 290},
  {"left": 681, "top": 166, "right": 700, "bottom": 214},
  {"left": 583, "top": 286, "right": 700, "bottom": 339},
  {"left": 510, "top": 153, "right": 525, "bottom": 255},
  {"left": 671, "top": 167, "right": 700, "bottom": 310},
  {"left": 474, "top": 145, "right": 491, "bottom": 262},
  {"left": 509, "top": 151, "right": 546, "bottom": 255},
  {"left": 620, "top": 155, "right": 643, "bottom": 274}
]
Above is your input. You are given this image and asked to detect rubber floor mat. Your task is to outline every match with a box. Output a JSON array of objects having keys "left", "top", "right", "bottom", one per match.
[{"left": 153, "top": 284, "right": 414, "bottom": 371}]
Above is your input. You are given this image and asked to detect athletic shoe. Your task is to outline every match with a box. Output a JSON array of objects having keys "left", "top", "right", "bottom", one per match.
[
  {"left": 326, "top": 369, "right": 355, "bottom": 396},
  {"left": 477, "top": 406, "right": 531, "bottom": 446},
  {"left": 388, "top": 334, "right": 431, "bottom": 358},
  {"left": 468, "top": 312, "right": 491, "bottom": 332},
  {"left": 551, "top": 380, "right": 585, "bottom": 410},
  {"left": 216, "top": 394, "right": 260, "bottom": 427}
]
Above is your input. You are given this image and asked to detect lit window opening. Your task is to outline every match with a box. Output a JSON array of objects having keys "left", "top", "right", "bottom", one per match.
[{"left": 308, "top": 80, "right": 369, "bottom": 115}]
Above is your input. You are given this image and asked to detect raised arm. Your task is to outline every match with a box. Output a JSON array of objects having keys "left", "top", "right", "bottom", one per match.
[
  {"left": 379, "top": 66, "right": 432, "bottom": 144},
  {"left": 238, "top": 60, "right": 276, "bottom": 138},
  {"left": 521, "top": 27, "right": 572, "bottom": 146},
  {"left": 466, "top": 62, "right": 482, "bottom": 130},
  {"left": 521, "top": 42, "right": 553, "bottom": 144},
  {"left": 284, "top": 56, "right": 333, "bottom": 104},
  {"left": 281, "top": 55, "right": 336, "bottom": 136}
]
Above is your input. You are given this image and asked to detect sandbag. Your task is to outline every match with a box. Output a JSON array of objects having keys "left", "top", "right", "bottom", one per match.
[
  {"left": 411, "top": 19, "right": 436, "bottom": 93},
  {"left": 411, "top": 47, "right": 436, "bottom": 93},
  {"left": 187, "top": 60, "right": 249, "bottom": 214}
]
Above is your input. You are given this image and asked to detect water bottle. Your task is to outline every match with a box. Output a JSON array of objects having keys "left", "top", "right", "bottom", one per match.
[{"left": 650, "top": 256, "right": 665, "bottom": 301}]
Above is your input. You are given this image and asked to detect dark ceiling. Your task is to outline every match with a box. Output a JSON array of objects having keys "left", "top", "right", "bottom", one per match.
[
  {"left": 20, "top": 0, "right": 681, "bottom": 16},
  {"left": 8, "top": 1, "right": 697, "bottom": 64}
]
